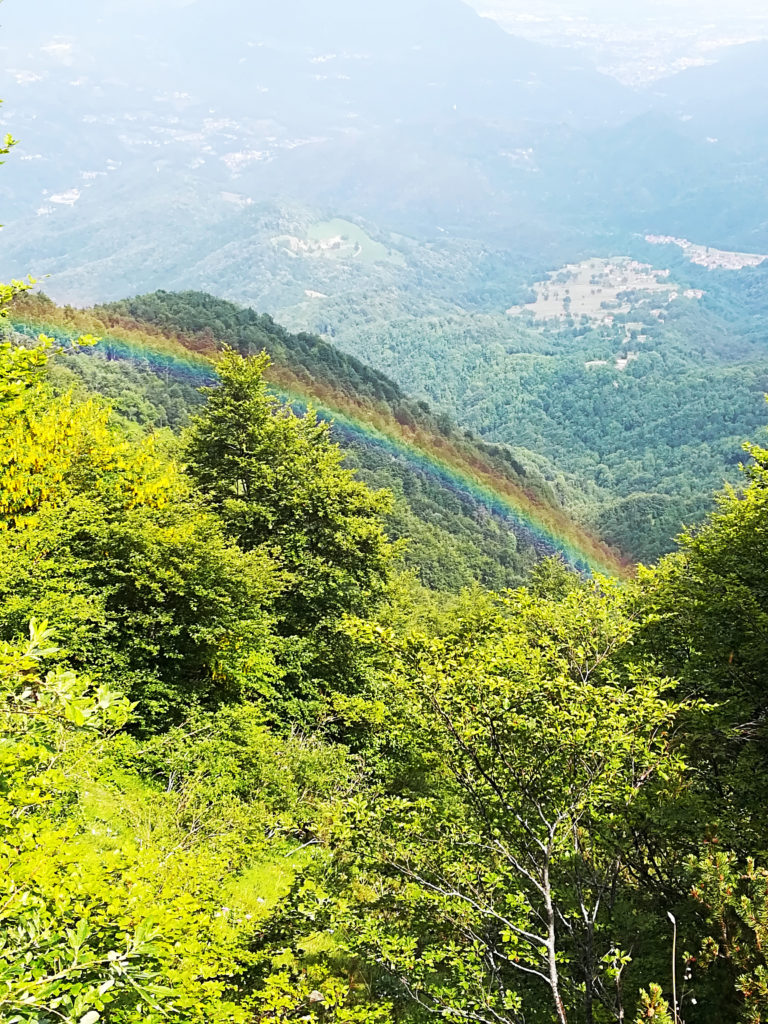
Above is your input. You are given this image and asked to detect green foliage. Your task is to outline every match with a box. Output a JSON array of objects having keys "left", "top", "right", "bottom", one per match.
[
  {"left": 0, "top": 337, "right": 283, "bottom": 727},
  {"left": 184, "top": 348, "right": 396, "bottom": 628},
  {"left": 0, "top": 621, "right": 168, "bottom": 1024},
  {"left": 635, "top": 984, "right": 674, "bottom": 1024},
  {"left": 0, "top": 106, "right": 19, "bottom": 232},
  {"left": 527, "top": 553, "right": 582, "bottom": 599},
  {"left": 0, "top": 622, "right": 363, "bottom": 1024},
  {"left": 50, "top": 353, "right": 202, "bottom": 432},
  {"left": 691, "top": 851, "right": 768, "bottom": 1022},
  {"left": 312, "top": 582, "right": 688, "bottom": 1023},
  {"left": 635, "top": 433, "right": 768, "bottom": 848},
  {"left": 83, "top": 289, "right": 580, "bottom": 590},
  {"left": 98, "top": 290, "right": 407, "bottom": 409},
  {"left": 1, "top": 502, "right": 282, "bottom": 726},
  {"left": 310, "top": 294, "right": 768, "bottom": 564},
  {"left": 132, "top": 702, "right": 355, "bottom": 846},
  {"left": 180, "top": 347, "right": 402, "bottom": 723},
  {"left": 7, "top": 269, "right": 768, "bottom": 1024}
]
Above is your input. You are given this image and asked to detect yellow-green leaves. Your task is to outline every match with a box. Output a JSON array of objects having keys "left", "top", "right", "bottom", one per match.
[
  {"left": 0, "top": 97, "right": 18, "bottom": 166},
  {"left": 635, "top": 984, "right": 674, "bottom": 1024},
  {"left": 0, "top": 337, "right": 176, "bottom": 532},
  {"left": 0, "top": 132, "right": 18, "bottom": 159},
  {"left": 0, "top": 278, "right": 34, "bottom": 319},
  {"left": 0, "top": 624, "right": 153, "bottom": 1023}
]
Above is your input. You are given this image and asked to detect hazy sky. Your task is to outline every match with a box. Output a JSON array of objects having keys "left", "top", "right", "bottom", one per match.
[
  {"left": 469, "top": 0, "right": 767, "bottom": 22},
  {"left": 465, "top": 0, "right": 768, "bottom": 81}
]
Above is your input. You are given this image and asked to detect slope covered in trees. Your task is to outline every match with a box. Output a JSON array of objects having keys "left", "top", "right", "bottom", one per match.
[
  {"left": 10, "top": 289, "right": 623, "bottom": 588},
  {"left": 4, "top": 289, "right": 768, "bottom": 1023},
  {"left": 293, "top": 255, "right": 768, "bottom": 566}
]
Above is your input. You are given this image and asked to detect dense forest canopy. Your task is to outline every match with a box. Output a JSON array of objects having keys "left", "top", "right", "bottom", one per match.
[
  {"left": 4, "top": 279, "right": 768, "bottom": 1022},
  {"left": 4, "top": 8, "right": 768, "bottom": 1021}
]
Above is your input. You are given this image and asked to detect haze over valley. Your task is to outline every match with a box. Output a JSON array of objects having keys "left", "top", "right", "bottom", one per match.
[
  {"left": 3, "top": 0, "right": 768, "bottom": 561},
  {"left": 469, "top": 0, "right": 768, "bottom": 82}
]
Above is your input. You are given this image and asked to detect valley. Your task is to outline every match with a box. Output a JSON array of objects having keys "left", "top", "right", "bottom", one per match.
[{"left": 467, "top": 0, "right": 768, "bottom": 83}]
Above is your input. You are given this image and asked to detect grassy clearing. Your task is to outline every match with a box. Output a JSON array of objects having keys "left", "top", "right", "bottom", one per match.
[{"left": 308, "top": 218, "right": 406, "bottom": 265}]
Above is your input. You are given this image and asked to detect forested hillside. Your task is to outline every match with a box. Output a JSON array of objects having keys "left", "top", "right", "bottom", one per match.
[
  {"left": 93, "top": 283, "right": 768, "bottom": 567},
  {"left": 288, "top": 247, "right": 768, "bottom": 564},
  {"left": 5, "top": 280, "right": 768, "bottom": 1023},
  {"left": 11, "top": 289, "right": 623, "bottom": 588}
]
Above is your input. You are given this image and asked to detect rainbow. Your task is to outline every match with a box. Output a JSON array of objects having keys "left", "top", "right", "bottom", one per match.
[{"left": 8, "top": 304, "right": 630, "bottom": 577}]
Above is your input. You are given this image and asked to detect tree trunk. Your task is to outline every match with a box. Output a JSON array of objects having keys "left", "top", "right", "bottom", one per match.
[
  {"left": 584, "top": 919, "right": 595, "bottom": 1024},
  {"left": 543, "top": 861, "right": 568, "bottom": 1024}
]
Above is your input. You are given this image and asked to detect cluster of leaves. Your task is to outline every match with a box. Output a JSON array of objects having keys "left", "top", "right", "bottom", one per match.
[{"left": 0, "top": 620, "right": 163, "bottom": 1023}]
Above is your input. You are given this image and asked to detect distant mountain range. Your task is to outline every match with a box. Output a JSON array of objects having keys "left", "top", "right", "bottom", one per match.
[
  {"left": 2, "top": 0, "right": 767, "bottom": 304},
  {"left": 3, "top": 1, "right": 768, "bottom": 562}
]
